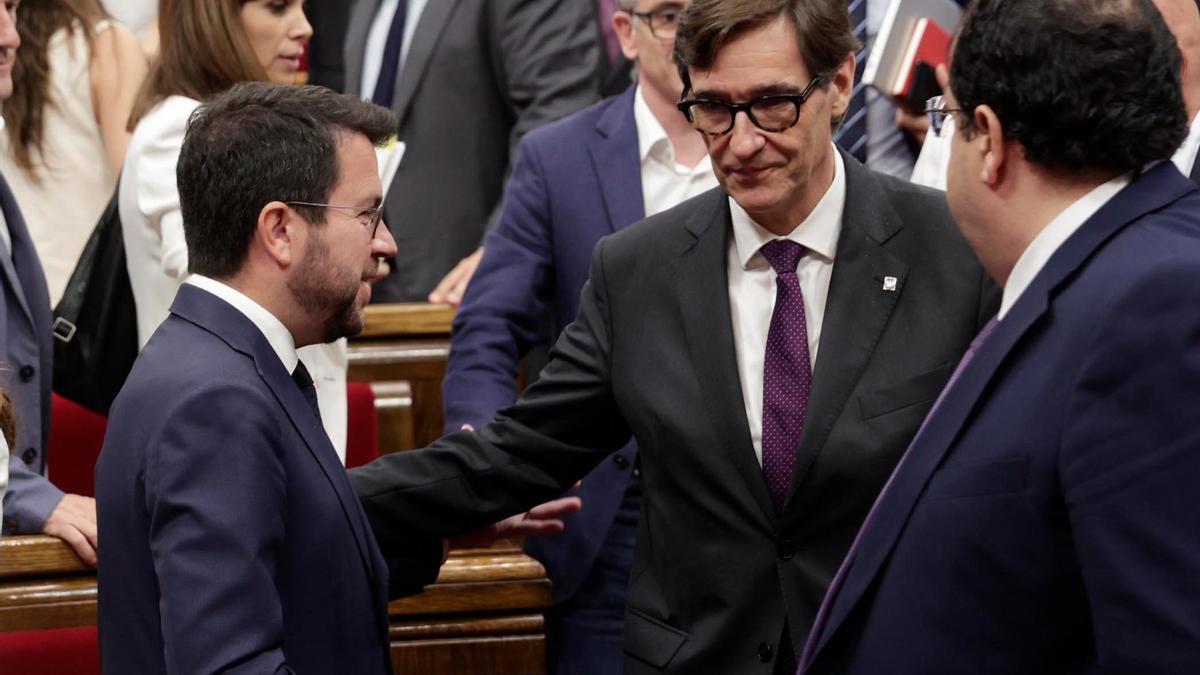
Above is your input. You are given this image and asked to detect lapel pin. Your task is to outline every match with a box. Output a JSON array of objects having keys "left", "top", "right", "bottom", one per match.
[{"left": 882, "top": 276, "right": 898, "bottom": 292}]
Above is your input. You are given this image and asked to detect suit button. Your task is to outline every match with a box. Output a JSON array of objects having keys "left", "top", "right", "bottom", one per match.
[
  {"left": 777, "top": 538, "right": 795, "bottom": 560},
  {"left": 21, "top": 448, "right": 36, "bottom": 465},
  {"left": 757, "top": 641, "right": 774, "bottom": 662},
  {"left": 18, "top": 365, "right": 34, "bottom": 382},
  {"left": 612, "top": 454, "right": 629, "bottom": 469}
]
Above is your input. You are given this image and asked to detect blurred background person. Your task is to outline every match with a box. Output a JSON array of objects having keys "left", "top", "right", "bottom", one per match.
[
  {"left": 0, "top": 0, "right": 98, "bottom": 566},
  {"left": 0, "top": 0, "right": 147, "bottom": 305},
  {"left": 443, "top": 1, "right": 713, "bottom": 672},
  {"left": 120, "top": 0, "right": 353, "bottom": 459},
  {"left": 343, "top": 0, "right": 600, "bottom": 304}
]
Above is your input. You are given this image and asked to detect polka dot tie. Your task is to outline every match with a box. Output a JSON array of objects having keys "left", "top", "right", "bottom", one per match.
[{"left": 759, "top": 239, "right": 812, "bottom": 512}]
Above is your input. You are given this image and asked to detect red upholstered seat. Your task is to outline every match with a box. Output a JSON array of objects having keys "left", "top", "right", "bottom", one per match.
[
  {"left": 0, "top": 626, "right": 100, "bottom": 675},
  {"left": 344, "top": 381, "right": 378, "bottom": 468},
  {"left": 46, "top": 394, "right": 108, "bottom": 498}
]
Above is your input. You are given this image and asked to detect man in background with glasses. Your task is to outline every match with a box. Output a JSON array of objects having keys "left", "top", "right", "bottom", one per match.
[
  {"left": 442, "top": 1, "right": 714, "bottom": 673},
  {"left": 353, "top": 0, "right": 996, "bottom": 672},
  {"left": 801, "top": 0, "right": 1200, "bottom": 671}
]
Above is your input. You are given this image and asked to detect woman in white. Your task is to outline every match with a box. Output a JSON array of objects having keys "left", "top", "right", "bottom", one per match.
[
  {"left": 121, "top": 0, "right": 355, "bottom": 459},
  {"left": 0, "top": 0, "right": 147, "bottom": 304}
]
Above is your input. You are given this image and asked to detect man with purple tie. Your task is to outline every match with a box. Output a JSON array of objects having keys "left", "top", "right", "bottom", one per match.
[
  {"left": 800, "top": 1, "right": 1200, "bottom": 672},
  {"left": 353, "top": 0, "right": 996, "bottom": 671}
]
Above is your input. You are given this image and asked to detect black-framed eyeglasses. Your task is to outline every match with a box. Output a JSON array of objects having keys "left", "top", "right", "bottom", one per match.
[
  {"left": 629, "top": 3, "right": 684, "bottom": 40},
  {"left": 676, "top": 75, "right": 825, "bottom": 136},
  {"left": 285, "top": 201, "right": 384, "bottom": 238},
  {"left": 924, "top": 95, "right": 964, "bottom": 138}
]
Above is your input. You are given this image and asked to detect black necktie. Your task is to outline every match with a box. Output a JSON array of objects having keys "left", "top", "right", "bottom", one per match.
[
  {"left": 1189, "top": 153, "right": 1200, "bottom": 187},
  {"left": 371, "top": 1, "right": 408, "bottom": 108},
  {"left": 292, "top": 361, "right": 323, "bottom": 425}
]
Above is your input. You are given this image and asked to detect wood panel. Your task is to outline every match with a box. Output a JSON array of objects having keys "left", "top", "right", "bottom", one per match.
[{"left": 0, "top": 537, "right": 549, "bottom": 674}]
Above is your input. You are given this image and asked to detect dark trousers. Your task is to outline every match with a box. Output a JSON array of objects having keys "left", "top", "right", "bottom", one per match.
[{"left": 545, "top": 476, "right": 640, "bottom": 675}]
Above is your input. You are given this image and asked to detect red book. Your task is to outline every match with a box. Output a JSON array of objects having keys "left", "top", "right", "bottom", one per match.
[{"left": 888, "top": 17, "right": 952, "bottom": 106}]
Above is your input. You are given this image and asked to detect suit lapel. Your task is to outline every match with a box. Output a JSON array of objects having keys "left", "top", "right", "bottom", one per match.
[
  {"left": 589, "top": 87, "right": 645, "bottom": 233},
  {"left": 342, "top": 0, "right": 381, "bottom": 98},
  {"left": 0, "top": 175, "right": 40, "bottom": 327},
  {"left": 811, "top": 161, "right": 1198, "bottom": 659},
  {"left": 782, "top": 156, "right": 908, "bottom": 518},
  {"left": 391, "top": 0, "right": 462, "bottom": 124},
  {"left": 170, "top": 286, "right": 385, "bottom": 597},
  {"left": 674, "top": 190, "right": 777, "bottom": 523}
]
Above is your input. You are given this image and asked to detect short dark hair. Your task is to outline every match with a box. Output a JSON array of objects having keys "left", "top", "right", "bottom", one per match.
[
  {"left": 673, "top": 0, "right": 859, "bottom": 95},
  {"left": 951, "top": 0, "right": 1187, "bottom": 174},
  {"left": 177, "top": 83, "right": 397, "bottom": 278}
]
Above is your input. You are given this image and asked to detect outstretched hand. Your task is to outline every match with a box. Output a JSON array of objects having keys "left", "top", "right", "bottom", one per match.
[{"left": 448, "top": 495, "right": 583, "bottom": 550}]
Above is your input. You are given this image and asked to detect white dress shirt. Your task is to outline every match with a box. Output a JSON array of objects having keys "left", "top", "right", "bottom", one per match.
[
  {"left": 120, "top": 97, "right": 349, "bottom": 461},
  {"left": 728, "top": 149, "right": 846, "bottom": 464},
  {"left": 999, "top": 174, "right": 1130, "bottom": 319},
  {"left": 187, "top": 275, "right": 300, "bottom": 375},
  {"left": 911, "top": 111, "right": 1200, "bottom": 191},
  {"left": 361, "top": 0, "right": 431, "bottom": 100},
  {"left": 633, "top": 86, "right": 718, "bottom": 215}
]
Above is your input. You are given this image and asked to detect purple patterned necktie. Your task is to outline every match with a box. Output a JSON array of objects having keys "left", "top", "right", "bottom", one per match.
[
  {"left": 760, "top": 239, "right": 813, "bottom": 511},
  {"left": 796, "top": 317, "right": 1001, "bottom": 674}
]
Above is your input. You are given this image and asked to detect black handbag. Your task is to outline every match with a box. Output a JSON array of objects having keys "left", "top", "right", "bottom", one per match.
[{"left": 51, "top": 186, "right": 139, "bottom": 414}]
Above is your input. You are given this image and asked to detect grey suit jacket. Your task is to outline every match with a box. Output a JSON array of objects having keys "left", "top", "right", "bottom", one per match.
[
  {"left": 352, "top": 155, "right": 999, "bottom": 673},
  {"left": 0, "top": 172, "right": 62, "bottom": 534},
  {"left": 344, "top": 0, "right": 600, "bottom": 301}
]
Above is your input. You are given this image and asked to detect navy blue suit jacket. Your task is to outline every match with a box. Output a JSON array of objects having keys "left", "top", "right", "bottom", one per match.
[
  {"left": 0, "top": 172, "right": 61, "bottom": 534},
  {"left": 805, "top": 162, "right": 1200, "bottom": 674},
  {"left": 443, "top": 87, "right": 642, "bottom": 602},
  {"left": 96, "top": 285, "right": 441, "bottom": 674}
]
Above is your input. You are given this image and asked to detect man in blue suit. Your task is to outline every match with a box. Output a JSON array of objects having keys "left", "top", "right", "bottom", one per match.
[
  {"left": 1, "top": 0, "right": 98, "bottom": 564},
  {"left": 801, "top": 1, "right": 1200, "bottom": 672},
  {"left": 96, "top": 83, "right": 576, "bottom": 674},
  {"left": 443, "top": 1, "right": 713, "bottom": 671}
]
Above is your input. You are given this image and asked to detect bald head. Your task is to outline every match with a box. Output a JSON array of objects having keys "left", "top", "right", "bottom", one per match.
[{"left": 1153, "top": 0, "right": 1200, "bottom": 116}]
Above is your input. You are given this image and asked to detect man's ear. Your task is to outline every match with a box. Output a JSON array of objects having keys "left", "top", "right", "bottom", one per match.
[
  {"left": 613, "top": 9, "right": 638, "bottom": 62},
  {"left": 256, "top": 201, "right": 298, "bottom": 269},
  {"left": 828, "top": 54, "right": 856, "bottom": 122},
  {"left": 974, "top": 105, "right": 1006, "bottom": 186}
]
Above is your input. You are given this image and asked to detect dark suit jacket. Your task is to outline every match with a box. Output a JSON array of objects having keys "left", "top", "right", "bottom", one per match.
[
  {"left": 344, "top": 0, "right": 600, "bottom": 301},
  {"left": 96, "top": 285, "right": 441, "bottom": 675},
  {"left": 443, "top": 87, "right": 642, "bottom": 603},
  {"left": 353, "top": 156, "right": 997, "bottom": 673},
  {"left": 304, "top": 0, "right": 352, "bottom": 92},
  {"left": 804, "top": 162, "right": 1200, "bottom": 675},
  {"left": 0, "top": 172, "right": 61, "bottom": 534}
]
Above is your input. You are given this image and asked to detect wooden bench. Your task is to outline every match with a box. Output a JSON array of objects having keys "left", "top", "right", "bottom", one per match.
[{"left": 0, "top": 536, "right": 550, "bottom": 674}]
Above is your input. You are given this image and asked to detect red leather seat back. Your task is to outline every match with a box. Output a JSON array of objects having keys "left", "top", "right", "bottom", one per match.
[
  {"left": 0, "top": 626, "right": 100, "bottom": 675},
  {"left": 46, "top": 394, "right": 108, "bottom": 498},
  {"left": 345, "top": 381, "right": 378, "bottom": 468}
]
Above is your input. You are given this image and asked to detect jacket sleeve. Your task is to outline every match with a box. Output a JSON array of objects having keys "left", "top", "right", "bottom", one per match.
[
  {"left": 143, "top": 382, "right": 296, "bottom": 674},
  {"left": 352, "top": 237, "right": 631, "bottom": 559},
  {"left": 1061, "top": 257, "right": 1200, "bottom": 673},
  {"left": 443, "top": 134, "right": 555, "bottom": 433}
]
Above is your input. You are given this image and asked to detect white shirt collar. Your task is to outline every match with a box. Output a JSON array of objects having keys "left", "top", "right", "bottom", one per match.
[
  {"left": 633, "top": 84, "right": 713, "bottom": 176},
  {"left": 186, "top": 275, "right": 300, "bottom": 374},
  {"left": 1171, "top": 110, "right": 1200, "bottom": 177},
  {"left": 999, "top": 173, "right": 1131, "bottom": 319},
  {"left": 730, "top": 147, "right": 845, "bottom": 269}
]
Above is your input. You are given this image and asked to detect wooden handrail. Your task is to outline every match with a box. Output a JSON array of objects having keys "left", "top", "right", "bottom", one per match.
[{"left": 358, "top": 304, "right": 455, "bottom": 339}]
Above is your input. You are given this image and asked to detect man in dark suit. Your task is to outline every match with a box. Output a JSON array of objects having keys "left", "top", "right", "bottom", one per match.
[
  {"left": 1, "top": 0, "right": 98, "bottom": 565},
  {"left": 343, "top": 0, "right": 600, "bottom": 303},
  {"left": 95, "top": 83, "right": 576, "bottom": 674},
  {"left": 352, "top": 1, "right": 996, "bottom": 671},
  {"left": 443, "top": 1, "right": 712, "bottom": 671},
  {"left": 800, "top": 1, "right": 1200, "bottom": 672}
]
